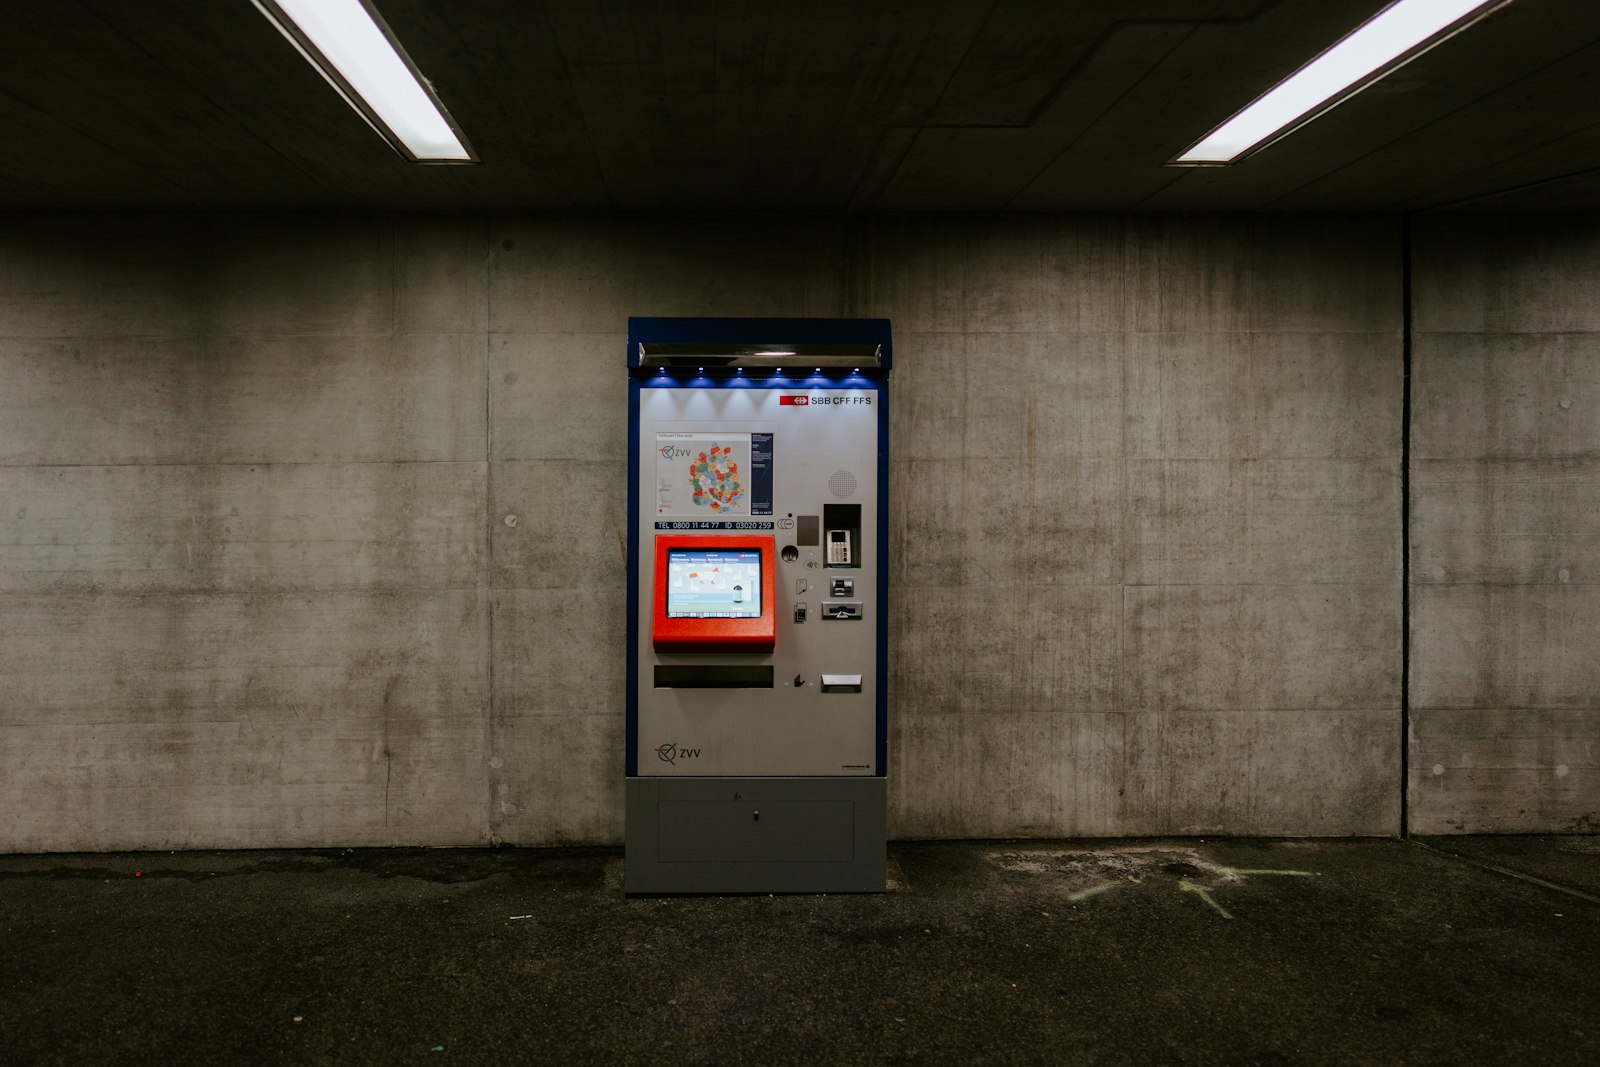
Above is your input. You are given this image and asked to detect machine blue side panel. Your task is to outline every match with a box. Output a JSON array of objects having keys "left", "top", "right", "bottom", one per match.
[
  {"left": 875, "top": 376, "right": 890, "bottom": 778},
  {"left": 625, "top": 376, "right": 641, "bottom": 778}
]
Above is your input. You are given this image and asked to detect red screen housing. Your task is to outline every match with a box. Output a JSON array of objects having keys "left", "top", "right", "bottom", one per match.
[{"left": 651, "top": 534, "right": 777, "bottom": 653}]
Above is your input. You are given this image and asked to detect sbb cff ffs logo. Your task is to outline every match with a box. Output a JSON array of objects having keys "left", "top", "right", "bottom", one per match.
[{"left": 780, "top": 395, "right": 873, "bottom": 407}]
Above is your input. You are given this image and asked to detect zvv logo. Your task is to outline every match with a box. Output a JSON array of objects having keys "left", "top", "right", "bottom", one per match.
[{"left": 655, "top": 742, "right": 701, "bottom": 765}]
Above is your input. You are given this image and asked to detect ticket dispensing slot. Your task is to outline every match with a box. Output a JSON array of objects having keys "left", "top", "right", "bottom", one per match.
[{"left": 654, "top": 665, "right": 775, "bottom": 688}]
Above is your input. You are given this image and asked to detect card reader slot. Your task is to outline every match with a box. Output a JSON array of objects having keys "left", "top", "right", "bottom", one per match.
[{"left": 653, "top": 665, "right": 775, "bottom": 689}]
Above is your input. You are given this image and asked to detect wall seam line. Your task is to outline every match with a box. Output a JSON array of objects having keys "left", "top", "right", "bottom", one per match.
[
  {"left": 1400, "top": 213, "right": 1414, "bottom": 839},
  {"left": 484, "top": 216, "right": 499, "bottom": 844}
]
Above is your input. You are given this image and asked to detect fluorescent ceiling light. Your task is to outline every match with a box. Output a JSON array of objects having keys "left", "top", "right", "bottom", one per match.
[
  {"left": 1174, "top": 0, "right": 1507, "bottom": 165},
  {"left": 251, "top": 0, "right": 474, "bottom": 162}
]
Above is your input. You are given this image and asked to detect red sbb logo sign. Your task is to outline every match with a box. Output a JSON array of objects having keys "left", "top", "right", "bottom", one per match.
[{"left": 778, "top": 394, "right": 873, "bottom": 408}]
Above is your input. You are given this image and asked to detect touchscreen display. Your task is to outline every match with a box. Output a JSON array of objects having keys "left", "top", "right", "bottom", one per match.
[{"left": 666, "top": 550, "right": 762, "bottom": 618}]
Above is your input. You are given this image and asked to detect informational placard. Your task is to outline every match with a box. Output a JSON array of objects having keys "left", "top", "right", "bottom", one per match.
[{"left": 655, "top": 432, "right": 772, "bottom": 517}]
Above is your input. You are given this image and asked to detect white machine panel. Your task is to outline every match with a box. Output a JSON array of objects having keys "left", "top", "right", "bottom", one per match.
[{"left": 635, "top": 385, "right": 881, "bottom": 778}]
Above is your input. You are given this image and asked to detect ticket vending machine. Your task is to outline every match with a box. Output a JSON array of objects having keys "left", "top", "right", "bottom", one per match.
[{"left": 625, "top": 317, "right": 891, "bottom": 893}]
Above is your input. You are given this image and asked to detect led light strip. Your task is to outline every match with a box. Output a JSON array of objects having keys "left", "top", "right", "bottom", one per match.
[
  {"left": 1174, "top": 0, "right": 1510, "bottom": 165},
  {"left": 251, "top": 0, "right": 474, "bottom": 163}
]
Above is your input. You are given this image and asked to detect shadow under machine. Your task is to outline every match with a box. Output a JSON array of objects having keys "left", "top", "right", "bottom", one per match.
[{"left": 624, "top": 317, "right": 892, "bottom": 893}]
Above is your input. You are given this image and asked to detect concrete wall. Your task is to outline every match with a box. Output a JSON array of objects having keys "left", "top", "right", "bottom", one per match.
[
  {"left": 1411, "top": 216, "right": 1600, "bottom": 833},
  {"left": 0, "top": 216, "right": 494, "bottom": 850},
  {"left": 874, "top": 217, "right": 1401, "bottom": 836},
  {"left": 0, "top": 213, "right": 1404, "bottom": 851}
]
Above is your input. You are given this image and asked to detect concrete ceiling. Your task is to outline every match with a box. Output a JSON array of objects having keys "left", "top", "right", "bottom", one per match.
[{"left": 4, "top": 0, "right": 1599, "bottom": 212}]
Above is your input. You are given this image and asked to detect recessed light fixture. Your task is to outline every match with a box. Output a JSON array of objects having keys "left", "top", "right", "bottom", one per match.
[
  {"left": 1173, "top": 0, "right": 1508, "bottom": 165},
  {"left": 251, "top": 0, "right": 475, "bottom": 163}
]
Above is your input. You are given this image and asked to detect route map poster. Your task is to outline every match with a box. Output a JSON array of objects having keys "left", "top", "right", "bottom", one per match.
[{"left": 655, "top": 432, "right": 772, "bottom": 517}]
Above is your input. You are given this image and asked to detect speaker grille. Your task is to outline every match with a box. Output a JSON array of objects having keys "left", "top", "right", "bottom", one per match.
[{"left": 828, "top": 470, "right": 858, "bottom": 499}]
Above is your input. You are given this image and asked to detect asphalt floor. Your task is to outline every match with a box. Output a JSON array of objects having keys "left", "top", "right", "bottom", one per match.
[{"left": 3, "top": 836, "right": 1597, "bottom": 1065}]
